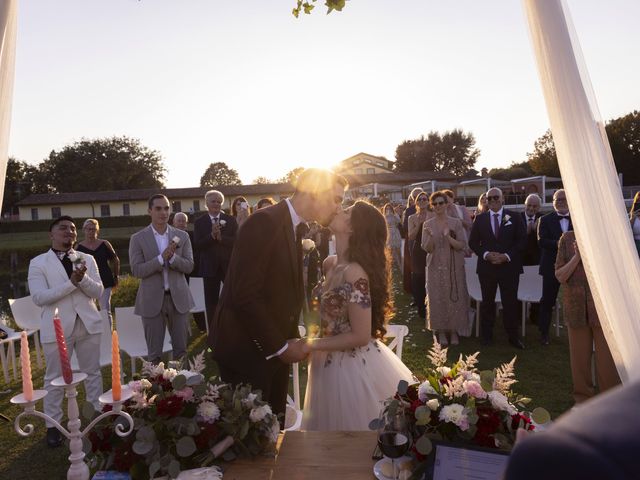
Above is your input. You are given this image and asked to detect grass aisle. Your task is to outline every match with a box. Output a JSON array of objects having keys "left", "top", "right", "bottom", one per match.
[{"left": 0, "top": 270, "right": 573, "bottom": 479}]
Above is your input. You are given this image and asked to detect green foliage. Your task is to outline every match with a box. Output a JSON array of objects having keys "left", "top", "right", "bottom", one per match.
[
  {"left": 277, "top": 166, "right": 305, "bottom": 184},
  {"left": 200, "top": 162, "right": 242, "bottom": 187},
  {"left": 2, "top": 158, "right": 48, "bottom": 215},
  {"left": 292, "top": 0, "right": 347, "bottom": 17},
  {"left": 111, "top": 275, "right": 140, "bottom": 309},
  {"left": 394, "top": 129, "right": 480, "bottom": 176},
  {"left": 488, "top": 161, "right": 534, "bottom": 180},
  {"left": 38, "top": 136, "right": 166, "bottom": 193},
  {"left": 0, "top": 215, "right": 149, "bottom": 234},
  {"left": 252, "top": 176, "right": 273, "bottom": 185},
  {"left": 527, "top": 129, "right": 559, "bottom": 177}
]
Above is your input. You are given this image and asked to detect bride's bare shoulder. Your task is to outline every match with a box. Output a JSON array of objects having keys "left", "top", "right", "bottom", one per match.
[{"left": 323, "top": 255, "right": 338, "bottom": 275}]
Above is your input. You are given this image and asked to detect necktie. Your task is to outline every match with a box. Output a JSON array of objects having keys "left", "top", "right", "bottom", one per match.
[{"left": 493, "top": 213, "right": 500, "bottom": 238}]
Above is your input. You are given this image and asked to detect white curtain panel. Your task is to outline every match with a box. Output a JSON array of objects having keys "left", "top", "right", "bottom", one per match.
[
  {"left": 523, "top": 0, "right": 640, "bottom": 382},
  {"left": 0, "top": 0, "right": 17, "bottom": 214}
]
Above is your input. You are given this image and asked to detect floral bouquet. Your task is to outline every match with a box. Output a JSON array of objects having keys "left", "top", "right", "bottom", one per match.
[
  {"left": 374, "top": 343, "right": 549, "bottom": 479},
  {"left": 86, "top": 352, "right": 279, "bottom": 480}
]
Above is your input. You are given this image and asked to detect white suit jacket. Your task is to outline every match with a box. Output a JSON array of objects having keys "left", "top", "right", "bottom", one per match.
[{"left": 28, "top": 249, "right": 104, "bottom": 343}]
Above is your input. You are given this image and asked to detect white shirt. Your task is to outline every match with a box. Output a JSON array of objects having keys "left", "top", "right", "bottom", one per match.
[
  {"left": 152, "top": 226, "right": 174, "bottom": 291},
  {"left": 483, "top": 208, "right": 511, "bottom": 262},
  {"left": 558, "top": 213, "right": 570, "bottom": 233},
  {"left": 266, "top": 198, "right": 306, "bottom": 360}
]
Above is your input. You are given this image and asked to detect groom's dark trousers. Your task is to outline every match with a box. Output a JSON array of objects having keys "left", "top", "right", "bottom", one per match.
[{"left": 208, "top": 201, "right": 303, "bottom": 419}]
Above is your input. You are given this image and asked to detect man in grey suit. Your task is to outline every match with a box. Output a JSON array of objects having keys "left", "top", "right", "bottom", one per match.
[{"left": 129, "top": 194, "right": 194, "bottom": 364}]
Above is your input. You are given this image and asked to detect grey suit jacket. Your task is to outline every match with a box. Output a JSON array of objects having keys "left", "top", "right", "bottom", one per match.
[{"left": 129, "top": 225, "right": 195, "bottom": 317}]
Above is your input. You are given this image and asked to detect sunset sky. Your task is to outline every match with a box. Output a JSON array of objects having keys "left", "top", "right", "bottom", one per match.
[{"left": 8, "top": 0, "right": 640, "bottom": 187}]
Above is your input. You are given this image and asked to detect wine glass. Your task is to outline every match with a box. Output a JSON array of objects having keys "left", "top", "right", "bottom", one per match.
[{"left": 377, "top": 403, "right": 411, "bottom": 480}]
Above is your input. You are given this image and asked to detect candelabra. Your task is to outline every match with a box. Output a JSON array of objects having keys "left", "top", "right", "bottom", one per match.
[{"left": 11, "top": 372, "right": 134, "bottom": 480}]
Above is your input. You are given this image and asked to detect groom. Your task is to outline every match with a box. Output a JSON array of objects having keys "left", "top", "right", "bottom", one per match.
[{"left": 208, "top": 168, "right": 348, "bottom": 418}]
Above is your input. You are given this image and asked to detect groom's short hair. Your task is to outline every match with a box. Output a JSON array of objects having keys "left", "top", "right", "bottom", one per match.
[{"left": 294, "top": 168, "right": 348, "bottom": 196}]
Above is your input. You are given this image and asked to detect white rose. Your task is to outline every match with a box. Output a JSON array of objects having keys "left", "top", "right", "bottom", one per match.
[
  {"left": 67, "top": 251, "right": 78, "bottom": 262},
  {"left": 438, "top": 404, "right": 469, "bottom": 431},
  {"left": 249, "top": 404, "right": 272, "bottom": 423},
  {"left": 301, "top": 238, "right": 315, "bottom": 252},
  {"left": 172, "top": 235, "right": 181, "bottom": 245},
  {"left": 436, "top": 366, "right": 451, "bottom": 377},
  {"left": 426, "top": 399, "right": 440, "bottom": 411},
  {"left": 418, "top": 381, "right": 437, "bottom": 402},
  {"left": 197, "top": 401, "right": 221, "bottom": 423},
  {"left": 163, "top": 368, "right": 178, "bottom": 380},
  {"left": 219, "top": 220, "right": 227, "bottom": 226},
  {"left": 242, "top": 393, "right": 258, "bottom": 408},
  {"left": 487, "top": 390, "right": 517, "bottom": 415}
]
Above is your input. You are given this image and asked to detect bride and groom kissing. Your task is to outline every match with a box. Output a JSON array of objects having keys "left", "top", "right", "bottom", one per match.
[{"left": 208, "top": 168, "right": 413, "bottom": 430}]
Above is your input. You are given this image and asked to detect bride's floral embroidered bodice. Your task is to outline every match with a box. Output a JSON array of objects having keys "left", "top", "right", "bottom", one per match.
[{"left": 320, "top": 278, "right": 371, "bottom": 337}]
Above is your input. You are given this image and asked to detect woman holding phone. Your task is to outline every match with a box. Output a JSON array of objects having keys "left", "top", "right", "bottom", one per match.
[{"left": 231, "top": 196, "right": 251, "bottom": 228}]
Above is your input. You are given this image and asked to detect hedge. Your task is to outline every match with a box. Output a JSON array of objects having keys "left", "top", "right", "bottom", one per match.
[{"left": 0, "top": 215, "right": 151, "bottom": 234}]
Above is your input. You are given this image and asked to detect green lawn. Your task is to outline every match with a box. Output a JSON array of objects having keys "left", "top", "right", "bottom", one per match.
[{"left": 0, "top": 271, "right": 574, "bottom": 479}]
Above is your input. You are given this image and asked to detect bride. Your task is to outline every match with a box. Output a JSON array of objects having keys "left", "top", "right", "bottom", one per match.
[{"left": 301, "top": 200, "right": 415, "bottom": 431}]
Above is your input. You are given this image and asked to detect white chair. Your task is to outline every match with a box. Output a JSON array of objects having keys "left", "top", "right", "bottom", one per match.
[
  {"left": 114, "top": 307, "right": 172, "bottom": 376},
  {"left": 385, "top": 324, "right": 409, "bottom": 360},
  {"left": 0, "top": 327, "right": 21, "bottom": 384},
  {"left": 70, "top": 310, "right": 112, "bottom": 369},
  {"left": 188, "top": 277, "right": 208, "bottom": 335},
  {"left": 517, "top": 267, "right": 561, "bottom": 337},
  {"left": 464, "top": 256, "right": 501, "bottom": 338},
  {"left": 9, "top": 296, "right": 44, "bottom": 369},
  {"left": 284, "top": 324, "right": 306, "bottom": 431}
]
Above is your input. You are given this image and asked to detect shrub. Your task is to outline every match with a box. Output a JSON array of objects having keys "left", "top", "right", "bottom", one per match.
[{"left": 111, "top": 275, "right": 140, "bottom": 309}]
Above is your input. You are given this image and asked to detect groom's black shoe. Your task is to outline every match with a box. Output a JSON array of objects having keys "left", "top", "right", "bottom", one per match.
[
  {"left": 509, "top": 338, "right": 526, "bottom": 350},
  {"left": 46, "top": 427, "right": 62, "bottom": 448}
]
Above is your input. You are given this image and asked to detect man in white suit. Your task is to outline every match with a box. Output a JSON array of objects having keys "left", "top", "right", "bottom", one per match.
[
  {"left": 28, "top": 216, "right": 104, "bottom": 448},
  {"left": 129, "top": 194, "right": 194, "bottom": 364}
]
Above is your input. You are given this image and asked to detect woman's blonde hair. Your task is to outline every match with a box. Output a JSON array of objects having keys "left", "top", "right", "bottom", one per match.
[
  {"left": 83, "top": 218, "right": 99, "bottom": 229},
  {"left": 630, "top": 191, "right": 640, "bottom": 220}
]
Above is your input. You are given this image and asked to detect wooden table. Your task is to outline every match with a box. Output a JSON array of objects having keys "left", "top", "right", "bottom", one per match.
[{"left": 225, "top": 431, "right": 378, "bottom": 480}]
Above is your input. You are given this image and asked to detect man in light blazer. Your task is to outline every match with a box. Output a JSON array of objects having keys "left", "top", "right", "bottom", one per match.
[
  {"left": 28, "top": 215, "right": 104, "bottom": 448},
  {"left": 129, "top": 194, "right": 194, "bottom": 364}
]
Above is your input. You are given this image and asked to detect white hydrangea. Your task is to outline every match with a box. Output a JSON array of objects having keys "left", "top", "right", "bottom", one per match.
[
  {"left": 249, "top": 404, "right": 272, "bottom": 423},
  {"left": 198, "top": 401, "right": 221, "bottom": 423},
  {"left": 438, "top": 404, "right": 469, "bottom": 431},
  {"left": 418, "top": 381, "right": 437, "bottom": 402},
  {"left": 487, "top": 390, "right": 517, "bottom": 415}
]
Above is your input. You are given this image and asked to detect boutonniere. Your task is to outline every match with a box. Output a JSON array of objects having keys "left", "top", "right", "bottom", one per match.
[
  {"left": 502, "top": 214, "right": 512, "bottom": 226},
  {"left": 67, "top": 250, "right": 86, "bottom": 269},
  {"left": 219, "top": 219, "right": 227, "bottom": 227},
  {"left": 302, "top": 238, "right": 316, "bottom": 253},
  {"left": 171, "top": 235, "right": 181, "bottom": 247}
]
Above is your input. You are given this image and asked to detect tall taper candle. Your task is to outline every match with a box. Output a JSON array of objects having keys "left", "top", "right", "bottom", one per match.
[
  {"left": 111, "top": 330, "right": 121, "bottom": 401},
  {"left": 53, "top": 308, "right": 73, "bottom": 384},
  {"left": 20, "top": 331, "right": 34, "bottom": 401}
]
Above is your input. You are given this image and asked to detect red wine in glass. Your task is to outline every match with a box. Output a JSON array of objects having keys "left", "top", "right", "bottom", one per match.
[{"left": 378, "top": 431, "right": 410, "bottom": 459}]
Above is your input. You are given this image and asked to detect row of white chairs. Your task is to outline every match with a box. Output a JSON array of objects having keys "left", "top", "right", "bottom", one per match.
[{"left": 464, "top": 255, "right": 561, "bottom": 338}]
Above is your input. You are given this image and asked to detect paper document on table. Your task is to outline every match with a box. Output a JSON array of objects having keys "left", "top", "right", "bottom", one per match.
[{"left": 431, "top": 443, "right": 509, "bottom": 480}]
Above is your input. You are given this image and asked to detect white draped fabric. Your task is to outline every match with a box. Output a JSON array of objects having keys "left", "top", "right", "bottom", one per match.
[
  {"left": 523, "top": 0, "right": 640, "bottom": 383},
  {"left": 0, "top": 0, "right": 17, "bottom": 214}
]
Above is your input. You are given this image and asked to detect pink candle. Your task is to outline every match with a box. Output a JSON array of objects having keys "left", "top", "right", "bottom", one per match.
[
  {"left": 111, "top": 330, "right": 121, "bottom": 401},
  {"left": 53, "top": 308, "right": 73, "bottom": 384},
  {"left": 20, "top": 331, "right": 34, "bottom": 401}
]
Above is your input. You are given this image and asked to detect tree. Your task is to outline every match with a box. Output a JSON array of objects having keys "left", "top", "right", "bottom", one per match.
[
  {"left": 2, "top": 158, "right": 48, "bottom": 215},
  {"left": 527, "top": 112, "right": 640, "bottom": 183},
  {"left": 527, "top": 130, "right": 560, "bottom": 177},
  {"left": 38, "top": 136, "right": 166, "bottom": 193},
  {"left": 394, "top": 129, "right": 480, "bottom": 176},
  {"left": 277, "top": 167, "right": 305, "bottom": 184},
  {"left": 488, "top": 161, "right": 534, "bottom": 181},
  {"left": 200, "top": 162, "right": 242, "bottom": 187},
  {"left": 252, "top": 176, "right": 273, "bottom": 185},
  {"left": 292, "top": 0, "right": 346, "bottom": 17},
  {"left": 605, "top": 110, "right": 640, "bottom": 185}
]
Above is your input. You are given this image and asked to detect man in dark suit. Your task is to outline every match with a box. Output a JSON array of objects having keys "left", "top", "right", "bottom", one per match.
[
  {"left": 537, "top": 189, "right": 571, "bottom": 345},
  {"left": 208, "top": 169, "right": 348, "bottom": 419},
  {"left": 521, "top": 193, "right": 542, "bottom": 266},
  {"left": 193, "top": 190, "right": 238, "bottom": 328},
  {"left": 505, "top": 380, "right": 640, "bottom": 480},
  {"left": 469, "top": 187, "right": 526, "bottom": 349}
]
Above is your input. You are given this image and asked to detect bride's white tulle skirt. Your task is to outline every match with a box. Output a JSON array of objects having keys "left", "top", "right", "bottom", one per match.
[{"left": 301, "top": 339, "right": 415, "bottom": 431}]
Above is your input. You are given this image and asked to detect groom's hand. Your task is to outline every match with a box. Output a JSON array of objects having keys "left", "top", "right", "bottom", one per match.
[{"left": 280, "top": 339, "right": 308, "bottom": 364}]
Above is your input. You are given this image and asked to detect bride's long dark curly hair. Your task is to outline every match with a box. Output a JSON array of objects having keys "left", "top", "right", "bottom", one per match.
[{"left": 346, "top": 200, "right": 393, "bottom": 339}]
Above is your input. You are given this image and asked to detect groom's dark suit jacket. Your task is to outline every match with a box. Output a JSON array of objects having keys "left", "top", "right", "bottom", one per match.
[
  {"left": 468, "top": 209, "right": 526, "bottom": 277},
  {"left": 208, "top": 201, "right": 302, "bottom": 398},
  {"left": 538, "top": 211, "right": 572, "bottom": 277}
]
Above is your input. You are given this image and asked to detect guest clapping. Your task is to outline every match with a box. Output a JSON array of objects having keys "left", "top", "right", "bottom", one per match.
[
  {"left": 555, "top": 231, "right": 620, "bottom": 404},
  {"left": 630, "top": 191, "right": 640, "bottom": 255},
  {"left": 422, "top": 192, "right": 469, "bottom": 346},
  {"left": 77, "top": 219, "right": 120, "bottom": 325},
  {"left": 231, "top": 196, "right": 251, "bottom": 228},
  {"left": 382, "top": 203, "right": 402, "bottom": 271}
]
